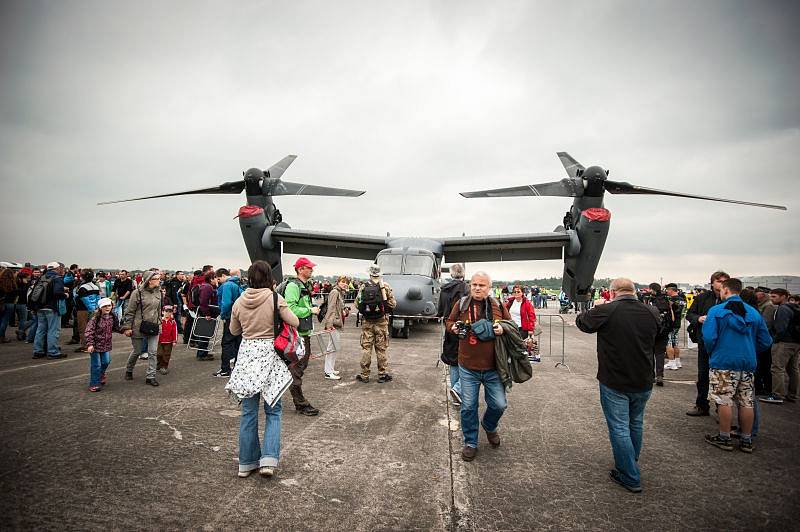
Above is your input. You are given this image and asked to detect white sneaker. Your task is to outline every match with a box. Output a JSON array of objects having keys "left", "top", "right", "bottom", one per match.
[
  {"left": 325, "top": 373, "right": 342, "bottom": 380},
  {"left": 675, "top": 359, "right": 682, "bottom": 368},
  {"left": 332, "top": 370, "right": 341, "bottom": 375},
  {"left": 259, "top": 467, "right": 274, "bottom": 477},
  {"left": 139, "top": 353, "right": 149, "bottom": 360}
]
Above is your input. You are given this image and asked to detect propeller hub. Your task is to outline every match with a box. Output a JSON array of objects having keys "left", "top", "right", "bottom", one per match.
[{"left": 583, "top": 165, "right": 607, "bottom": 196}]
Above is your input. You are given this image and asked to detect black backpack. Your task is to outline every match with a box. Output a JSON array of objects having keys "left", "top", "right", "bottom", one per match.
[
  {"left": 358, "top": 281, "right": 386, "bottom": 319},
  {"left": 28, "top": 277, "right": 53, "bottom": 310},
  {"left": 649, "top": 294, "right": 674, "bottom": 337},
  {"left": 317, "top": 299, "right": 328, "bottom": 322},
  {"left": 190, "top": 285, "right": 201, "bottom": 308},
  {"left": 787, "top": 304, "right": 800, "bottom": 343}
]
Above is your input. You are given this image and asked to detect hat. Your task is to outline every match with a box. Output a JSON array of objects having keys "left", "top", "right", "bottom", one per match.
[
  {"left": 46, "top": 261, "right": 60, "bottom": 270},
  {"left": 97, "top": 297, "right": 113, "bottom": 308},
  {"left": 755, "top": 286, "right": 771, "bottom": 294},
  {"left": 20, "top": 267, "right": 32, "bottom": 276},
  {"left": 368, "top": 264, "right": 381, "bottom": 277},
  {"left": 664, "top": 283, "right": 678, "bottom": 290},
  {"left": 293, "top": 257, "right": 316, "bottom": 270},
  {"left": 163, "top": 305, "right": 174, "bottom": 312}
]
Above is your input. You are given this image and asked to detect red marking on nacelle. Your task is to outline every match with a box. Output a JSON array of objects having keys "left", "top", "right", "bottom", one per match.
[
  {"left": 581, "top": 207, "right": 611, "bottom": 222},
  {"left": 236, "top": 205, "right": 264, "bottom": 219}
]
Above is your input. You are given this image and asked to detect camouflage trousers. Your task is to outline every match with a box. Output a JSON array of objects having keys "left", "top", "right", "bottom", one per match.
[{"left": 360, "top": 319, "right": 389, "bottom": 377}]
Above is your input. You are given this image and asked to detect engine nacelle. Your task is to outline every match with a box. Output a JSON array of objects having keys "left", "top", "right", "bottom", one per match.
[
  {"left": 562, "top": 207, "right": 611, "bottom": 302},
  {"left": 238, "top": 205, "right": 285, "bottom": 282}
]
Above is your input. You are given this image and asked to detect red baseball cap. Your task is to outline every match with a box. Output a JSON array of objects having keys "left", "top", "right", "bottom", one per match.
[{"left": 293, "top": 257, "right": 316, "bottom": 270}]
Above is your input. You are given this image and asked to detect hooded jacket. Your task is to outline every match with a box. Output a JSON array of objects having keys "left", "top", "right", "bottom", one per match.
[
  {"left": 122, "top": 271, "right": 163, "bottom": 338},
  {"left": 217, "top": 276, "right": 244, "bottom": 320},
  {"left": 320, "top": 285, "right": 347, "bottom": 330},
  {"left": 773, "top": 303, "right": 800, "bottom": 343},
  {"left": 75, "top": 281, "right": 101, "bottom": 312},
  {"left": 703, "top": 295, "right": 773, "bottom": 372},
  {"left": 230, "top": 288, "right": 299, "bottom": 340}
]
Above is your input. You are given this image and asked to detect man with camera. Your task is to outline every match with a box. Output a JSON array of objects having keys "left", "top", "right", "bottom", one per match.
[{"left": 446, "top": 271, "right": 511, "bottom": 462}]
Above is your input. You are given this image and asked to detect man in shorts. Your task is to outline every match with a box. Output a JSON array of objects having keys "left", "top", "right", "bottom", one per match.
[{"left": 702, "top": 278, "right": 772, "bottom": 453}]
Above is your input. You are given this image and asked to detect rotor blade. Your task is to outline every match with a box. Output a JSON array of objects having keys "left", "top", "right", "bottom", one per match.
[
  {"left": 604, "top": 180, "right": 787, "bottom": 210},
  {"left": 97, "top": 180, "right": 246, "bottom": 205},
  {"left": 266, "top": 154, "right": 297, "bottom": 180},
  {"left": 460, "top": 178, "right": 583, "bottom": 198},
  {"left": 556, "top": 151, "right": 585, "bottom": 178},
  {"left": 272, "top": 181, "right": 365, "bottom": 197}
]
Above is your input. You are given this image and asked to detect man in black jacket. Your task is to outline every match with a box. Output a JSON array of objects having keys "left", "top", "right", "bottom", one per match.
[
  {"left": 576, "top": 277, "right": 660, "bottom": 493},
  {"left": 437, "top": 263, "right": 468, "bottom": 405},
  {"left": 685, "top": 271, "right": 729, "bottom": 416}
]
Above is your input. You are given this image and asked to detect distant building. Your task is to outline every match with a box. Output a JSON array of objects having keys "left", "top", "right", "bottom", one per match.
[{"left": 741, "top": 275, "right": 800, "bottom": 294}]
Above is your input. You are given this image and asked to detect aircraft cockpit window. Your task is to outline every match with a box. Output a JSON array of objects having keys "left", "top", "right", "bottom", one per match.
[
  {"left": 403, "top": 255, "right": 435, "bottom": 276},
  {"left": 376, "top": 254, "right": 403, "bottom": 275}
]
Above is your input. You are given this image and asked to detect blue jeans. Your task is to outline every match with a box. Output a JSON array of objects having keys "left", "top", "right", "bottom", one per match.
[
  {"left": 599, "top": 383, "right": 651, "bottom": 488},
  {"left": 15, "top": 304, "right": 33, "bottom": 336},
  {"left": 90, "top": 351, "right": 111, "bottom": 386},
  {"left": 27, "top": 315, "right": 38, "bottom": 342},
  {"left": 0, "top": 303, "right": 14, "bottom": 338},
  {"left": 34, "top": 309, "right": 61, "bottom": 356},
  {"left": 449, "top": 365, "right": 461, "bottom": 395},
  {"left": 239, "top": 394, "right": 282, "bottom": 471},
  {"left": 459, "top": 367, "right": 507, "bottom": 448}
]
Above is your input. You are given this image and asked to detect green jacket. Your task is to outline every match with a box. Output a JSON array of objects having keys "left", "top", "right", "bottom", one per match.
[
  {"left": 284, "top": 277, "right": 313, "bottom": 337},
  {"left": 494, "top": 320, "right": 533, "bottom": 390}
]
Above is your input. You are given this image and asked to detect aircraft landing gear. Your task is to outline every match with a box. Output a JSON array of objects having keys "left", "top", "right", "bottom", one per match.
[{"left": 390, "top": 319, "right": 410, "bottom": 339}]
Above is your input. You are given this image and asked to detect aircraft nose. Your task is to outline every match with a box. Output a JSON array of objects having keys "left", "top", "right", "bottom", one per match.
[{"left": 407, "top": 287, "right": 423, "bottom": 300}]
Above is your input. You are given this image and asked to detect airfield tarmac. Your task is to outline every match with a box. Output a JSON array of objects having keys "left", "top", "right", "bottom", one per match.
[{"left": 0, "top": 309, "right": 798, "bottom": 531}]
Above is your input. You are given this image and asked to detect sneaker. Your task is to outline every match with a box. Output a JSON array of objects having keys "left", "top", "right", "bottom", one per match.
[
  {"left": 32, "top": 353, "right": 46, "bottom": 359},
  {"left": 259, "top": 467, "right": 274, "bottom": 478},
  {"left": 238, "top": 469, "right": 254, "bottom": 478},
  {"left": 332, "top": 370, "right": 341, "bottom": 376},
  {"left": 47, "top": 354, "right": 67, "bottom": 359},
  {"left": 655, "top": 376, "right": 664, "bottom": 387},
  {"left": 88, "top": 385, "right": 102, "bottom": 392},
  {"left": 198, "top": 354, "right": 215, "bottom": 361},
  {"left": 324, "top": 373, "right": 341, "bottom": 380},
  {"left": 356, "top": 374, "right": 369, "bottom": 383},
  {"left": 664, "top": 361, "right": 676, "bottom": 370},
  {"left": 377, "top": 374, "right": 393, "bottom": 383},
  {"left": 139, "top": 353, "right": 149, "bottom": 360},
  {"left": 675, "top": 359, "right": 682, "bottom": 368},
  {"left": 704, "top": 434, "right": 734, "bottom": 451},
  {"left": 758, "top": 394, "right": 784, "bottom": 404},
  {"left": 739, "top": 439, "right": 754, "bottom": 453},
  {"left": 100, "top": 373, "right": 108, "bottom": 385},
  {"left": 608, "top": 469, "right": 642, "bottom": 493},
  {"left": 145, "top": 378, "right": 159, "bottom": 387},
  {"left": 213, "top": 370, "right": 231, "bottom": 378},
  {"left": 158, "top": 368, "right": 169, "bottom": 375},
  {"left": 449, "top": 388, "right": 462, "bottom": 405},
  {"left": 686, "top": 406, "right": 710, "bottom": 417}
]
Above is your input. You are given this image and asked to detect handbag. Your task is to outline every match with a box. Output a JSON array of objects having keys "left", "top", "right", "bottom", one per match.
[
  {"left": 297, "top": 314, "right": 313, "bottom": 333},
  {"left": 273, "top": 292, "right": 303, "bottom": 367},
  {"left": 137, "top": 289, "right": 161, "bottom": 336}
]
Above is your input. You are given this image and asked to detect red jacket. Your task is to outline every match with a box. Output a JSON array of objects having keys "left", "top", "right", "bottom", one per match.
[
  {"left": 159, "top": 317, "right": 178, "bottom": 344},
  {"left": 505, "top": 297, "right": 536, "bottom": 332}
]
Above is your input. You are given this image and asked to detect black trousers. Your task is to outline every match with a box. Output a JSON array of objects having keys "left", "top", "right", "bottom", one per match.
[
  {"left": 654, "top": 337, "right": 668, "bottom": 379},
  {"left": 755, "top": 348, "right": 772, "bottom": 396},
  {"left": 695, "top": 341, "right": 710, "bottom": 410},
  {"left": 220, "top": 320, "right": 241, "bottom": 373},
  {"left": 183, "top": 313, "right": 194, "bottom": 344},
  {"left": 289, "top": 336, "right": 312, "bottom": 407}
]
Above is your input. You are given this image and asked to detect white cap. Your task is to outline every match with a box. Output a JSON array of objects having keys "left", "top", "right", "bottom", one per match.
[
  {"left": 97, "top": 297, "right": 113, "bottom": 308},
  {"left": 46, "top": 261, "right": 60, "bottom": 270}
]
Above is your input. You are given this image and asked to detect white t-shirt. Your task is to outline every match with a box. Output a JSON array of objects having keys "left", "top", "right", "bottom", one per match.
[{"left": 509, "top": 299, "right": 522, "bottom": 328}]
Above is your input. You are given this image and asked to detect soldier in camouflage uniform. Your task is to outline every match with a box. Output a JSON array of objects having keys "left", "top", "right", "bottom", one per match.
[{"left": 356, "top": 264, "right": 397, "bottom": 383}]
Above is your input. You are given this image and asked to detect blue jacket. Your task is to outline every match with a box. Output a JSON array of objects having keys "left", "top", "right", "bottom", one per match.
[
  {"left": 703, "top": 295, "right": 773, "bottom": 372},
  {"left": 217, "top": 276, "right": 244, "bottom": 320}
]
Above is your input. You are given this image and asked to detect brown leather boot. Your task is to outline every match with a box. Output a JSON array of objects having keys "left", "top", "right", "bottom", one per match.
[
  {"left": 485, "top": 430, "right": 501, "bottom": 448},
  {"left": 461, "top": 446, "right": 477, "bottom": 461}
]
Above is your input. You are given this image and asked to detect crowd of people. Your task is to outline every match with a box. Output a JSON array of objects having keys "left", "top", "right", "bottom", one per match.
[{"left": 1, "top": 260, "right": 798, "bottom": 489}]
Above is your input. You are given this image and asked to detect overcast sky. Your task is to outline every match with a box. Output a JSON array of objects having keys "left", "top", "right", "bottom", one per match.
[{"left": 1, "top": 0, "right": 798, "bottom": 285}]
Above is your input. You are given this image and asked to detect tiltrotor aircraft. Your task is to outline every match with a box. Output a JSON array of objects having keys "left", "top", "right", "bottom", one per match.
[{"left": 101, "top": 152, "right": 786, "bottom": 337}]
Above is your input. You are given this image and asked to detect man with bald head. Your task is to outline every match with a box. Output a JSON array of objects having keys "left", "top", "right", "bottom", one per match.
[
  {"left": 576, "top": 277, "right": 661, "bottom": 493},
  {"left": 446, "top": 271, "right": 511, "bottom": 462}
]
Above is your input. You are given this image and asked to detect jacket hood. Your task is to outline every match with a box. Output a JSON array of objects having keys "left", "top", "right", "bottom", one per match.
[
  {"left": 238, "top": 287, "right": 275, "bottom": 310},
  {"left": 717, "top": 296, "right": 755, "bottom": 333},
  {"left": 141, "top": 270, "right": 158, "bottom": 290},
  {"left": 441, "top": 279, "right": 466, "bottom": 292}
]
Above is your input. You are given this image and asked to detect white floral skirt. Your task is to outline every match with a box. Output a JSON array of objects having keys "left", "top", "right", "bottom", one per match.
[{"left": 225, "top": 338, "right": 293, "bottom": 408}]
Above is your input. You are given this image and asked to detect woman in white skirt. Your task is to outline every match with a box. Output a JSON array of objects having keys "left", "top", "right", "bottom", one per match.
[
  {"left": 225, "top": 261, "right": 299, "bottom": 478},
  {"left": 320, "top": 276, "right": 350, "bottom": 380}
]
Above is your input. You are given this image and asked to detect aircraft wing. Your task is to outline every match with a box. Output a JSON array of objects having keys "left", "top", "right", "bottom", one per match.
[
  {"left": 441, "top": 232, "right": 570, "bottom": 262},
  {"left": 269, "top": 227, "right": 387, "bottom": 261}
]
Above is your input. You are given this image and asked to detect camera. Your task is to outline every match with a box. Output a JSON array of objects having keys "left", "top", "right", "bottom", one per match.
[{"left": 454, "top": 320, "right": 471, "bottom": 339}]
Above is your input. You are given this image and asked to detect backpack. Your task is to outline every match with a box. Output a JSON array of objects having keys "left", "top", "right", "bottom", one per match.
[
  {"left": 317, "top": 299, "right": 328, "bottom": 323},
  {"left": 788, "top": 304, "right": 800, "bottom": 343},
  {"left": 190, "top": 285, "right": 201, "bottom": 308},
  {"left": 649, "top": 294, "right": 674, "bottom": 337},
  {"left": 28, "top": 277, "right": 53, "bottom": 309},
  {"left": 358, "top": 281, "right": 386, "bottom": 319}
]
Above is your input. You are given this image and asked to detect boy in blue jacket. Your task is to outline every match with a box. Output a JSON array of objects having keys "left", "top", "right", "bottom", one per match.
[
  {"left": 213, "top": 268, "right": 244, "bottom": 378},
  {"left": 703, "top": 278, "right": 772, "bottom": 453}
]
